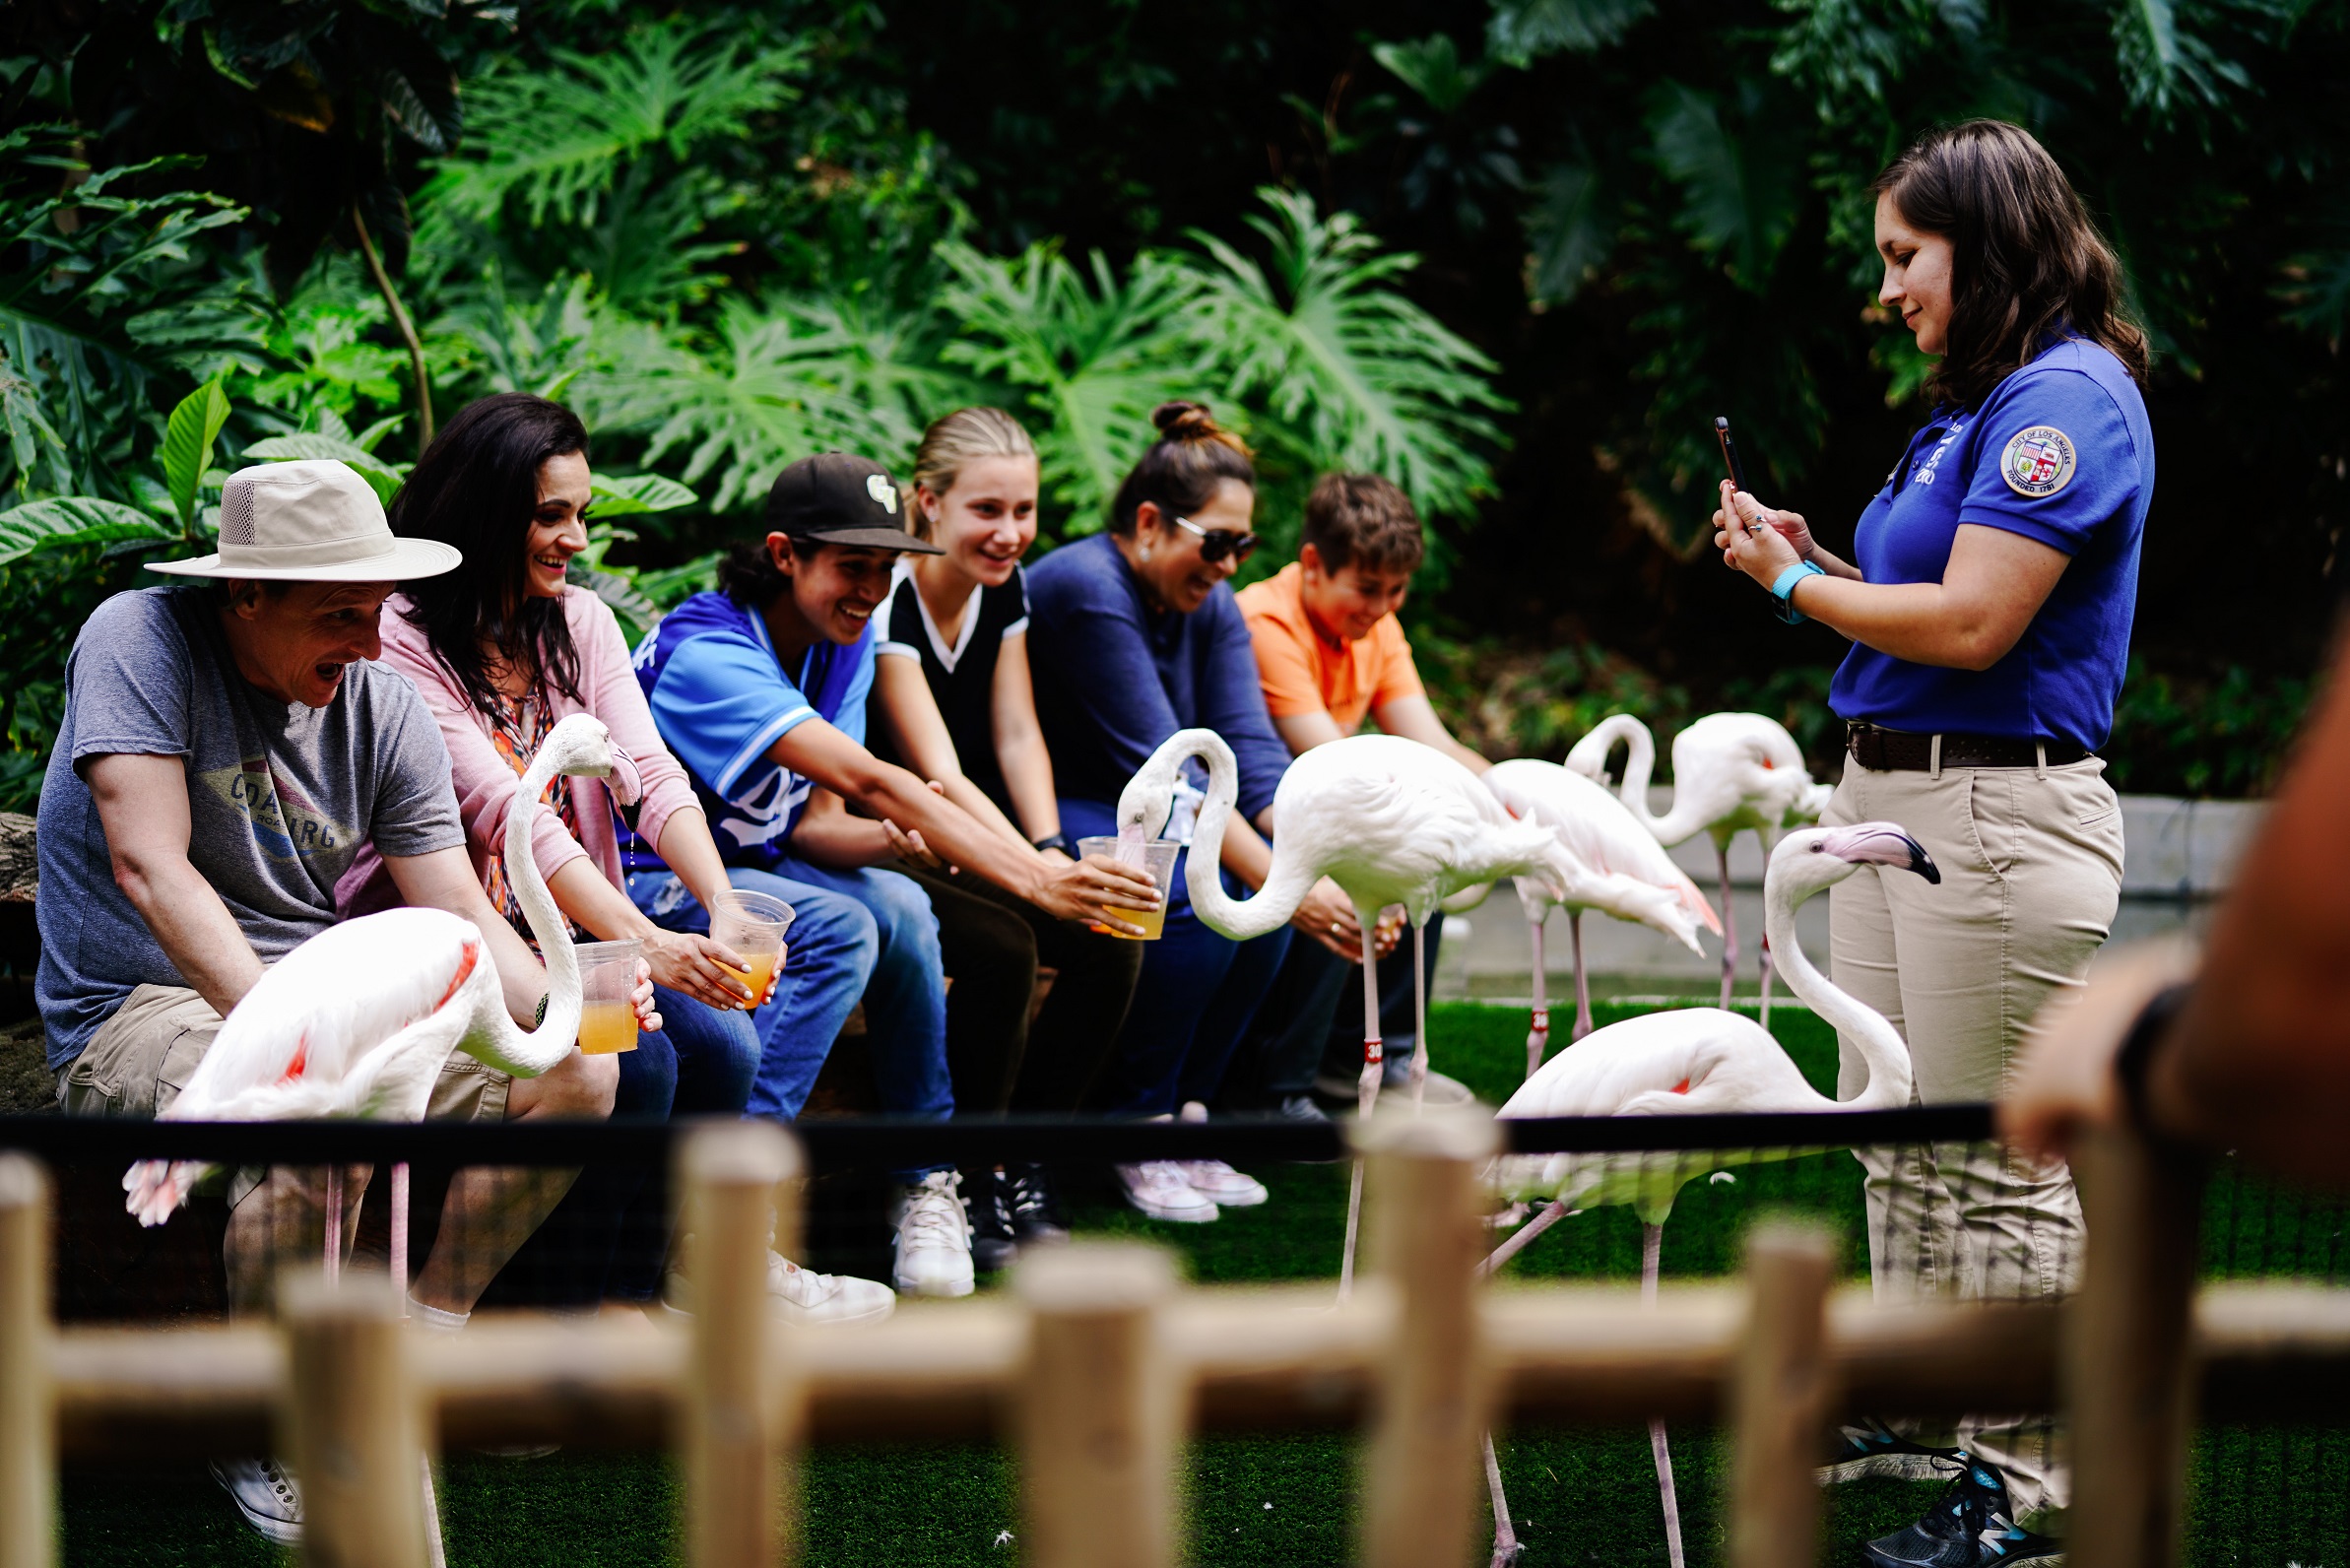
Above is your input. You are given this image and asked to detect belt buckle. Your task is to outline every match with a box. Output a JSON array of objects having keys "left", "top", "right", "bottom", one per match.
[{"left": 1846, "top": 722, "right": 1881, "bottom": 771}]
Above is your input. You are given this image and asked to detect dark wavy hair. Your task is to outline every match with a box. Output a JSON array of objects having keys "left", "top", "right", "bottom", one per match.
[
  {"left": 391, "top": 393, "right": 590, "bottom": 720},
  {"left": 1871, "top": 120, "right": 2149, "bottom": 410},
  {"left": 1107, "top": 401, "right": 1255, "bottom": 536}
]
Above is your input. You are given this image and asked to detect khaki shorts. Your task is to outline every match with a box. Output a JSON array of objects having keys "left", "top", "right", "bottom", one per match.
[{"left": 59, "top": 982, "right": 512, "bottom": 1124}]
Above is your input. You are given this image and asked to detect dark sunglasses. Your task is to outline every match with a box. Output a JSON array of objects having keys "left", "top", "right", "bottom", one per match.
[{"left": 1171, "top": 513, "right": 1260, "bottom": 564}]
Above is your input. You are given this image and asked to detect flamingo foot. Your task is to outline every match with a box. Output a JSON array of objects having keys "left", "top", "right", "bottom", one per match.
[
  {"left": 123, "top": 1159, "right": 204, "bottom": 1227},
  {"left": 1484, "top": 1430, "right": 1524, "bottom": 1568}
]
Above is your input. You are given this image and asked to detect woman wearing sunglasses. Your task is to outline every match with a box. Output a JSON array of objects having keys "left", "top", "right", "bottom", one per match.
[{"left": 1027, "top": 401, "right": 1363, "bottom": 1224}]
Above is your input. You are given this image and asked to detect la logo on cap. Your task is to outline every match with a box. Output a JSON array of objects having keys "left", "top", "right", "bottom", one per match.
[{"left": 866, "top": 474, "right": 897, "bottom": 513}]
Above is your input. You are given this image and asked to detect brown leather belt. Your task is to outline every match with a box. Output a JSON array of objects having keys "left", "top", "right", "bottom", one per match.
[{"left": 1846, "top": 722, "right": 2092, "bottom": 772}]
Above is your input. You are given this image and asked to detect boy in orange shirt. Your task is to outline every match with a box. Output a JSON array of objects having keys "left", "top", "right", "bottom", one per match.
[{"left": 1231, "top": 475, "right": 1488, "bottom": 1118}]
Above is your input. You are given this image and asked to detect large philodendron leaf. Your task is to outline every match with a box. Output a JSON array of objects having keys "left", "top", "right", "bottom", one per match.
[
  {"left": 0, "top": 496, "right": 175, "bottom": 568},
  {"left": 1526, "top": 159, "right": 1614, "bottom": 305},
  {"left": 238, "top": 435, "right": 410, "bottom": 508},
  {"left": 1646, "top": 83, "right": 1804, "bottom": 291},
  {"left": 589, "top": 473, "right": 699, "bottom": 517},
  {"left": 939, "top": 242, "right": 1212, "bottom": 529},
  {"left": 1183, "top": 189, "right": 1510, "bottom": 522},
  {"left": 162, "top": 378, "right": 230, "bottom": 533}
]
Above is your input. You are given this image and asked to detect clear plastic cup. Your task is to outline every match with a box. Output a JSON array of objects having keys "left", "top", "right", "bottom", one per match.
[
  {"left": 1077, "top": 835, "right": 1179, "bottom": 941},
  {"left": 574, "top": 939, "right": 643, "bottom": 1054},
  {"left": 709, "top": 888, "right": 794, "bottom": 1010}
]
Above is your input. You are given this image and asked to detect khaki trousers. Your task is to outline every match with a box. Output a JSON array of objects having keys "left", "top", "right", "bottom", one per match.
[{"left": 1825, "top": 752, "right": 2124, "bottom": 1519}]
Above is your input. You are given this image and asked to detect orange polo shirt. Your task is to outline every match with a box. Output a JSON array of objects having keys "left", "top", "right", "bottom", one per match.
[{"left": 1235, "top": 562, "right": 1425, "bottom": 737}]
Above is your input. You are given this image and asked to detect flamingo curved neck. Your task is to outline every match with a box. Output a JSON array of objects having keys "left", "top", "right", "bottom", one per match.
[
  {"left": 1179, "top": 742, "right": 1318, "bottom": 943},
  {"left": 476, "top": 744, "right": 586, "bottom": 1072},
  {"left": 1593, "top": 716, "right": 1711, "bottom": 847},
  {"left": 1764, "top": 874, "right": 1911, "bottom": 1110}
]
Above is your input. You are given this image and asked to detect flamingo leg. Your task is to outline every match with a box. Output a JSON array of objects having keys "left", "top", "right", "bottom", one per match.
[
  {"left": 1479, "top": 1198, "right": 1570, "bottom": 1277},
  {"left": 1525, "top": 914, "right": 1548, "bottom": 1081},
  {"left": 1644, "top": 1222, "right": 1686, "bottom": 1568},
  {"left": 1338, "top": 916, "right": 1384, "bottom": 1301},
  {"left": 392, "top": 1162, "right": 411, "bottom": 1297},
  {"left": 1715, "top": 841, "right": 1738, "bottom": 1013},
  {"left": 1570, "top": 910, "right": 1594, "bottom": 1042},
  {"left": 1407, "top": 919, "right": 1429, "bottom": 1111},
  {"left": 1483, "top": 1430, "right": 1523, "bottom": 1568},
  {"left": 324, "top": 1165, "right": 344, "bottom": 1282},
  {"left": 1756, "top": 828, "right": 1778, "bottom": 1031}
]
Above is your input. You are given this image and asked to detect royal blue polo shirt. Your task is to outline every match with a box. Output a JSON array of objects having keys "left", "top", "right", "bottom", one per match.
[
  {"left": 1829, "top": 338, "right": 2153, "bottom": 751},
  {"left": 627, "top": 590, "right": 873, "bottom": 872}
]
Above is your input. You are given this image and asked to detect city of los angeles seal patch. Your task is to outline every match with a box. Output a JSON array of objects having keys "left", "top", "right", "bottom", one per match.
[{"left": 1999, "top": 425, "right": 2075, "bottom": 498}]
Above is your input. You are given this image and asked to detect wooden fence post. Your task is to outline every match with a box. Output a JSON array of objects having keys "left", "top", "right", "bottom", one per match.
[
  {"left": 681, "top": 1121, "right": 801, "bottom": 1568},
  {"left": 2065, "top": 1124, "right": 2203, "bottom": 1568},
  {"left": 1014, "top": 1243, "right": 1179, "bottom": 1568},
  {"left": 0, "top": 1155, "right": 52, "bottom": 1568},
  {"left": 1356, "top": 1106, "right": 1501, "bottom": 1568},
  {"left": 280, "top": 1269, "right": 427, "bottom": 1568},
  {"left": 1728, "top": 1219, "right": 1836, "bottom": 1568}
]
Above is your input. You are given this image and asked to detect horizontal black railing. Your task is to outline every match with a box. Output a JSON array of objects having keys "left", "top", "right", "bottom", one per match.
[{"left": 0, "top": 1103, "right": 1999, "bottom": 1169}]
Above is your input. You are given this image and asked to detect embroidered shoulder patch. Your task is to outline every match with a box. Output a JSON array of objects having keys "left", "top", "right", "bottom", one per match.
[{"left": 1999, "top": 425, "right": 2076, "bottom": 498}]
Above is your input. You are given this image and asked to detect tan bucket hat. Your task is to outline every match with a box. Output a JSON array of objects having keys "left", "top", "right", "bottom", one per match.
[{"left": 148, "top": 459, "right": 461, "bottom": 582}]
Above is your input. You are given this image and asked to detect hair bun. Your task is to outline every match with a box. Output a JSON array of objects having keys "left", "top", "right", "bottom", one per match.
[{"left": 1151, "top": 401, "right": 1221, "bottom": 441}]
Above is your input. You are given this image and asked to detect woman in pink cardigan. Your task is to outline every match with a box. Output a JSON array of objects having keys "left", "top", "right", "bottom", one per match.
[{"left": 352, "top": 393, "right": 891, "bottom": 1325}]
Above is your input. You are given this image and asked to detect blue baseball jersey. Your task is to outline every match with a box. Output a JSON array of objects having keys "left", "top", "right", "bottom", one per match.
[
  {"left": 1829, "top": 338, "right": 2154, "bottom": 751},
  {"left": 626, "top": 591, "right": 873, "bottom": 873}
]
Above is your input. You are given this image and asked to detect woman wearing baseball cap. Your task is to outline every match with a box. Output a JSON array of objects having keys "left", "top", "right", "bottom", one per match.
[{"left": 1714, "top": 119, "right": 2151, "bottom": 1560}]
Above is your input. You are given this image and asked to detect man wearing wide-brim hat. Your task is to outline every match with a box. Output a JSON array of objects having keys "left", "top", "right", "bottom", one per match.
[{"left": 33, "top": 459, "right": 652, "bottom": 1544}]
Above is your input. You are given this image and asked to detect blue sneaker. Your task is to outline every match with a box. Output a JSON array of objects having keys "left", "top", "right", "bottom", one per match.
[
  {"left": 1860, "top": 1454, "right": 2062, "bottom": 1566},
  {"left": 1820, "top": 1416, "right": 1961, "bottom": 1482}
]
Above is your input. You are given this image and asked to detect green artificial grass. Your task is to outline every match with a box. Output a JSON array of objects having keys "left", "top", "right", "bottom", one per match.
[{"left": 55, "top": 1001, "right": 2350, "bottom": 1566}]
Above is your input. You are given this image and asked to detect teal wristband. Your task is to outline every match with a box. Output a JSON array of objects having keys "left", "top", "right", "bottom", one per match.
[{"left": 1769, "top": 560, "right": 1826, "bottom": 624}]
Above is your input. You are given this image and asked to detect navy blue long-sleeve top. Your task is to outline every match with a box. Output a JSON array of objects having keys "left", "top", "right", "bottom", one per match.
[{"left": 1025, "top": 531, "right": 1289, "bottom": 823}]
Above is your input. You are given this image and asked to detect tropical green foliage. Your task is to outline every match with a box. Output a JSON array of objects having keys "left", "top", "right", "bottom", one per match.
[{"left": 1, "top": 0, "right": 2340, "bottom": 809}]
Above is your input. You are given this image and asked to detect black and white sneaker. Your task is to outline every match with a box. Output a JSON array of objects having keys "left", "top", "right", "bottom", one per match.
[
  {"left": 1861, "top": 1453, "right": 2062, "bottom": 1567},
  {"left": 1819, "top": 1416, "right": 1960, "bottom": 1483},
  {"left": 1005, "top": 1163, "right": 1068, "bottom": 1248},
  {"left": 963, "top": 1167, "right": 1018, "bottom": 1273}
]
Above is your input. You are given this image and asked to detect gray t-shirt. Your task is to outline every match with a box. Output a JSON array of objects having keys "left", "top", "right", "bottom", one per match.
[{"left": 34, "top": 587, "right": 464, "bottom": 1068}]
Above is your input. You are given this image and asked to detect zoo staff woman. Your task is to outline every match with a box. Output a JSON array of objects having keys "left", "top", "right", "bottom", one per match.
[{"left": 1718, "top": 119, "right": 2150, "bottom": 1551}]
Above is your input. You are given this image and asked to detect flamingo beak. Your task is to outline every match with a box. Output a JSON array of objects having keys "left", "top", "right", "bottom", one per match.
[{"left": 1820, "top": 822, "right": 1940, "bottom": 884}]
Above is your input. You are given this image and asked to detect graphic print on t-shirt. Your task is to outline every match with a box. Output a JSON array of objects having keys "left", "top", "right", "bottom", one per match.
[{"left": 196, "top": 756, "right": 358, "bottom": 860}]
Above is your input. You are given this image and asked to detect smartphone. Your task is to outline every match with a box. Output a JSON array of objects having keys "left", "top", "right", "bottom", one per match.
[{"left": 1713, "top": 416, "right": 1751, "bottom": 494}]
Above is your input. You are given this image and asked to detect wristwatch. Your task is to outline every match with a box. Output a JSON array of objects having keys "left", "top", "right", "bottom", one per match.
[
  {"left": 1032, "top": 832, "right": 1074, "bottom": 857},
  {"left": 1769, "top": 560, "right": 1826, "bottom": 624}
]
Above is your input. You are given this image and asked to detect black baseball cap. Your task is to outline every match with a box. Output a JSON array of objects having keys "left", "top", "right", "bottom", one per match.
[{"left": 763, "top": 452, "right": 942, "bottom": 555}]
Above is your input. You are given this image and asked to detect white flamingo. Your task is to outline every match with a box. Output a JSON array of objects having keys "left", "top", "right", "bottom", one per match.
[
  {"left": 124, "top": 714, "right": 629, "bottom": 1255},
  {"left": 1483, "top": 758, "right": 1721, "bottom": 1077},
  {"left": 1116, "top": 728, "right": 1576, "bottom": 1294},
  {"left": 1474, "top": 820, "right": 1937, "bottom": 1568},
  {"left": 1566, "top": 711, "right": 1834, "bottom": 1025}
]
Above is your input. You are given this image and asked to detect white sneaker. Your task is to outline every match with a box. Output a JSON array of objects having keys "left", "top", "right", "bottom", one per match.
[
  {"left": 768, "top": 1250, "right": 896, "bottom": 1325},
  {"left": 1117, "top": 1160, "right": 1219, "bottom": 1222},
  {"left": 1179, "top": 1160, "right": 1269, "bottom": 1207},
  {"left": 890, "top": 1172, "right": 976, "bottom": 1297},
  {"left": 211, "top": 1457, "right": 302, "bottom": 1544}
]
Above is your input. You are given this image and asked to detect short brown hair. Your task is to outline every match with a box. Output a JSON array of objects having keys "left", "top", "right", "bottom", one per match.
[{"left": 1301, "top": 473, "right": 1423, "bottom": 575}]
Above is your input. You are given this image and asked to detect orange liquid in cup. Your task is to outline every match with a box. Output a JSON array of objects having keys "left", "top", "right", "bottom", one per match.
[
  {"left": 1091, "top": 904, "right": 1168, "bottom": 942},
  {"left": 577, "top": 999, "right": 640, "bottom": 1055},
  {"left": 727, "top": 951, "right": 778, "bottom": 1010}
]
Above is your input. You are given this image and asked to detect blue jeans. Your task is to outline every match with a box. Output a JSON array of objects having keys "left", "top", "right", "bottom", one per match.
[
  {"left": 631, "top": 861, "right": 953, "bottom": 1126},
  {"left": 1061, "top": 800, "right": 1292, "bottom": 1119},
  {"left": 483, "top": 986, "right": 758, "bottom": 1307}
]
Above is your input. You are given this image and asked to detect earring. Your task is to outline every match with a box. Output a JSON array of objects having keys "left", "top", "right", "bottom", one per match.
[{"left": 1141, "top": 545, "right": 1153, "bottom": 562}]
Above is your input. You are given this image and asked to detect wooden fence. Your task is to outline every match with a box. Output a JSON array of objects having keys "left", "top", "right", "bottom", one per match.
[{"left": 4, "top": 1109, "right": 2349, "bottom": 1568}]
